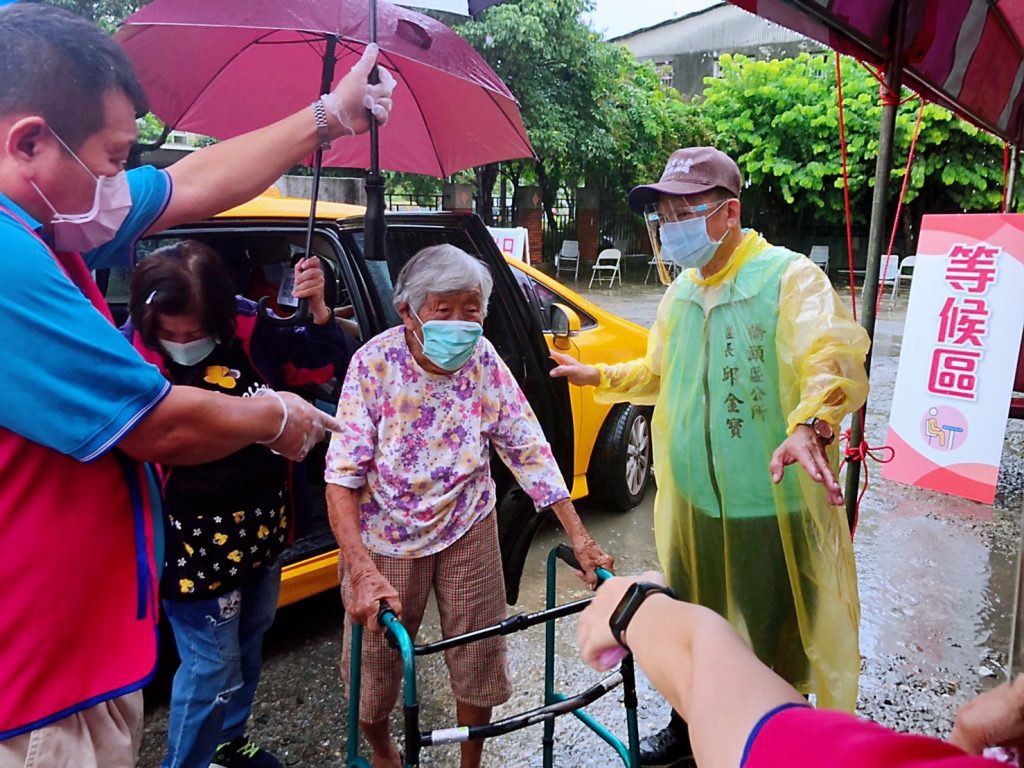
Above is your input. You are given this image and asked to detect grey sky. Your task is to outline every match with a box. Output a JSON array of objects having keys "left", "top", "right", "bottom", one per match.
[{"left": 586, "top": 0, "right": 719, "bottom": 39}]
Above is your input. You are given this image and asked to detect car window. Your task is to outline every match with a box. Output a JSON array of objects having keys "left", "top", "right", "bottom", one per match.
[
  {"left": 510, "top": 269, "right": 597, "bottom": 332},
  {"left": 121, "top": 228, "right": 363, "bottom": 567},
  {"left": 348, "top": 225, "right": 530, "bottom": 381}
]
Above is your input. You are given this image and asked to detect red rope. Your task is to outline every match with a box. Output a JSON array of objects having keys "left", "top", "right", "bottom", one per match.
[
  {"left": 875, "top": 97, "right": 925, "bottom": 317},
  {"left": 1003, "top": 142, "right": 1011, "bottom": 213},
  {"left": 836, "top": 52, "right": 858, "bottom": 321},
  {"left": 862, "top": 62, "right": 918, "bottom": 107},
  {"left": 841, "top": 426, "right": 896, "bottom": 532}
]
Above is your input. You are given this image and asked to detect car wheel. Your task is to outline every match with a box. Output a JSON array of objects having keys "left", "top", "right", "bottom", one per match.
[{"left": 588, "top": 404, "right": 652, "bottom": 512}]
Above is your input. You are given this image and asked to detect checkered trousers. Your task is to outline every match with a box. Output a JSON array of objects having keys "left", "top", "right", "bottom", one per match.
[{"left": 340, "top": 512, "right": 512, "bottom": 724}]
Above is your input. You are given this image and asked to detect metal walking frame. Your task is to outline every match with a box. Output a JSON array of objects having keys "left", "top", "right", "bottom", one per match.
[{"left": 345, "top": 544, "right": 640, "bottom": 767}]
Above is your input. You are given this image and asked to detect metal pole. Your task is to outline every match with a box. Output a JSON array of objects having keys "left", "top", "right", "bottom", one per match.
[
  {"left": 364, "top": 0, "right": 388, "bottom": 268},
  {"left": 256, "top": 35, "right": 337, "bottom": 326},
  {"left": 843, "top": 0, "right": 907, "bottom": 528},
  {"left": 500, "top": 163, "right": 508, "bottom": 224},
  {"left": 1007, "top": 144, "right": 1019, "bottom": 213},
  {"left": 1010, "top": 495, "right": 1024, "bottom": 677}
]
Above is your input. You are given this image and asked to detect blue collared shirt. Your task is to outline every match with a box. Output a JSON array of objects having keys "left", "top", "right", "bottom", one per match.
[{"left": 0, "top": 166, "right": 173, "bottom": 460}]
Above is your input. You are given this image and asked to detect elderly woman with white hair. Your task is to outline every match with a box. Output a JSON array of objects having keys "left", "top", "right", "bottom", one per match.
[{"left": 325, "top": 244, "right": 613, "bottom": 768}]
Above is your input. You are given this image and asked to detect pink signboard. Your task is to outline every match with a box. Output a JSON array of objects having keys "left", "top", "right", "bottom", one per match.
[
  {"left": 883, "top": 214, "right": 1024, "bottom": 504},
  {"left": 487, "top": 226, "right": 528, "bottom": 262}
]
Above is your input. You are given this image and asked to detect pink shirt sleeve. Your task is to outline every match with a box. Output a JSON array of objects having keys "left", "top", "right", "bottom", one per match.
[
  {"left": 324, "top": 349, "right": 379, "bottom": 489},
  {"left": 745, "top": 705, "right": 1003, "bottom": 768}
]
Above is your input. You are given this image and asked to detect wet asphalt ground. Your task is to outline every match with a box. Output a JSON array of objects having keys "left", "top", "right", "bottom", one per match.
[{"left": 139, "top": 271, "right": 1024, "bottom": 767}]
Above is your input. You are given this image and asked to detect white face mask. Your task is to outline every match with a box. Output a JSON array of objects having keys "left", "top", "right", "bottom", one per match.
[
  {"left": 160, "top": 337, "right": 217, "bottom": 367},
  {"left": 29, "top": 129, "right": 132, "bottom": 253}
]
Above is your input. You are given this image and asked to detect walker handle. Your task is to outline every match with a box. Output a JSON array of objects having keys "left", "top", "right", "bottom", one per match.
[
  {"left": 556, "top": 544, "right": 625, "bottom": 668},
  {"left": 377, "top": 600, "right": 397, "bottom": 624},
  {"left": 555, "top": 543, "right": 614, "bottom": 584},
  {"left": 378, "top": 600, "right": 401, "bottom": 649}
]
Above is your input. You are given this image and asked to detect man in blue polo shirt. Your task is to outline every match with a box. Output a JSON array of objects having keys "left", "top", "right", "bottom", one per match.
[{"left": 0, "top": 5, "right": 395, "bottom": 767}]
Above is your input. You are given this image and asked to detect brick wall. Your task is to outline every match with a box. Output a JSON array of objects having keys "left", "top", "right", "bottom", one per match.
[{"left": 514, "top": 186, "right": 544, "bottom": 266}]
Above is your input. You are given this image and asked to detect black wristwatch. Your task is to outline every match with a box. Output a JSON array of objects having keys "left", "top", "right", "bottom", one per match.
[
  {"left": 609, "top": 581, "right": 676, "bottom": 649},
  {"left": 801, "top": 417, "right": 835, "bottom": 446}
]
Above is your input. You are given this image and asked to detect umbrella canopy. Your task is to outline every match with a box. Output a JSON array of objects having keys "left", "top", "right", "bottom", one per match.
[
  {"left": 729, "top": 0, "right": 1024, "bottom": 146},
  {"left": 116, "top": 0, "right": 533, "bottom": 178}
]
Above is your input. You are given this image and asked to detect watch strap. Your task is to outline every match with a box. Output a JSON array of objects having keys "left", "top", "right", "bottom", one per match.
[
  {"left": 801, "top": 417, "right": 835, "bottom": 445},
  {"left": 312, "top": 99, "right": 332, "bottom": 151},
  {"left": 609, "top": 582, "right": 676, "bottom": 648}
]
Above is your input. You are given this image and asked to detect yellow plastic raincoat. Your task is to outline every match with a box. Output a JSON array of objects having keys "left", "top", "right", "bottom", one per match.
[{"left": 596, "top": 230, "right": 869, "bottom": 711}]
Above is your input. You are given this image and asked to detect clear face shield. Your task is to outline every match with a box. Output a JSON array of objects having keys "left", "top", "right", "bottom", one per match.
[{"left": 644, "top": 198, "right": 730, "bottom": 285}]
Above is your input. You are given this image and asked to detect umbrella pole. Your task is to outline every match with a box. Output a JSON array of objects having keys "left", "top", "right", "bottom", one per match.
[
  {"left": 302, "top": 34, "right": 339, "bottom": 299},
  {"left": 843, "top": 0, "right": 907, "bottom": 528},
  {"left": 256, "top": 35, "right": 338, "bottom": 326},
  {"left": 364, "top": 0, "right": 388, "bottom": 268}
]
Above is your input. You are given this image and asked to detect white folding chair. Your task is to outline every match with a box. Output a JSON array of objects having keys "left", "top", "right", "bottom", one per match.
[
  {"left": 644, "top": 255, "right": 681, "bottom": 284},
  {"left": 554, "top": 240, "right": 580, "bottom": 280},
  {"left": 891, "top": 255, "right": 916, "bottom": 307},
  {"left": 879, "top": 255, "right": 899, "bottom": 287},
  {"left": 808, "top": 245, "right": 829, "bottom": 275},
  {"left": 589, "top": 248, "right": 622, "bottom": 288},
  {"left": 644, "top": 255, "right": 659, "bottom": 284}
]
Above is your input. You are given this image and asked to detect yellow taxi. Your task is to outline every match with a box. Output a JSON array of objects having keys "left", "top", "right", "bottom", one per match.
[{"left": 503, "top": 259, "right": 652, "bottom": 511}]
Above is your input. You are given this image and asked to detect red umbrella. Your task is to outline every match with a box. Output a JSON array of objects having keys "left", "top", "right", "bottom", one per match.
[
  {"left": 116, "top": 0, "right": 532, "bottom": 178},
  {"left": 117, "top": 0, "right": 531, "bottom": 323}
]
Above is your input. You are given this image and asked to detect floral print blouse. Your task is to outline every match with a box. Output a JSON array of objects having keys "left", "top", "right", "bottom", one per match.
[{"left": 325, "top": 326, "right": 569, "bottom": 558}]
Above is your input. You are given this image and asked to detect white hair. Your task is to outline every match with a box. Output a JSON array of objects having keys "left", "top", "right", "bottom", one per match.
[{"left": 392, "top": 244, "right": 493, "bottom": 316}]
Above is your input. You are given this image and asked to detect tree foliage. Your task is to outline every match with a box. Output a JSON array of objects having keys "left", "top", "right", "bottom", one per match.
[
  {"left": 455, "top": 0, "right": 711, "bottom": 226},
  {"left": 690, "top": 53, "right": 1008, "bottom": 250},
  {"left": 40, "top": 0, "right": 144, "bottom": 32}
]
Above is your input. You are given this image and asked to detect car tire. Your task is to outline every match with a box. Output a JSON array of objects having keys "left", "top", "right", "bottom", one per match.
[{"left": 588, "top": 404, "right": 652, "bottom": 512}]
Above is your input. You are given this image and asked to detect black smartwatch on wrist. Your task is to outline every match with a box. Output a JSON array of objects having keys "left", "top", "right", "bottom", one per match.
[{"left": 608, "top": 581, "right": 676, "bottom": 649}]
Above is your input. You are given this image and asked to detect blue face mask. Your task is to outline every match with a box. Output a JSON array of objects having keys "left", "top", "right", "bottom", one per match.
[
  {"left": 411, "top": 308, "right": 483, "bottom": 371},
  {"left": 659, "top": 201, "right": 728, "bottom": 270}
]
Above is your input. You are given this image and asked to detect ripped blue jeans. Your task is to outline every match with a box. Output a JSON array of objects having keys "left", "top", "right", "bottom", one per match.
[{"left": 161, "top": 559, "right": 281, "bottom": 768}]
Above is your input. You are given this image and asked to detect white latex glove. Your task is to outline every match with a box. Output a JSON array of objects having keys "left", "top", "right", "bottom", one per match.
[
  {"left": 322, "top": 43, "right": 397, "bottom": 136},
  {"left": 255, "top": 389, "right": 342, "bottom": 462}
]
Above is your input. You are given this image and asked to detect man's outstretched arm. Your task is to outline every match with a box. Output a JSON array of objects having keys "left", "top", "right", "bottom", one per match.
[{"left": 149, "top": 45, "right": 395, "bottom": 234}]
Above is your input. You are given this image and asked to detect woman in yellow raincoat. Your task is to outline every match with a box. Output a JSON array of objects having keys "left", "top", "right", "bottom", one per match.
[{"left": 552, "top": 147, "right": 869, "bottom": 766}]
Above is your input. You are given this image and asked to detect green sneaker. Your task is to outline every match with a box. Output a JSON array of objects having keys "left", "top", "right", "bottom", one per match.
[{"left": 211, "top": 736, "right": 284, "bottom": 768}]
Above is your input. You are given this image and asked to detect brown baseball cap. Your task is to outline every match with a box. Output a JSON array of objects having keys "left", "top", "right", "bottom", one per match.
[{"left": 628, "top": 146, "right": 743, "bottom": 212}]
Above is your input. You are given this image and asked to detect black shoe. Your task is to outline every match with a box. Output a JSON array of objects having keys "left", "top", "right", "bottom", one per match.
[
  {"left": 639, "top": 714, "right": 695, "bottom": 767},
  {"left": 211, "top": 736, "right": 284, "bottom": 768}
]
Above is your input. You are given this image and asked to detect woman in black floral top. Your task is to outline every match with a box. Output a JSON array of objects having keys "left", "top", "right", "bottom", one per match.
[{"left": 126, "top": 240, "right": 352, "bottom": 768}]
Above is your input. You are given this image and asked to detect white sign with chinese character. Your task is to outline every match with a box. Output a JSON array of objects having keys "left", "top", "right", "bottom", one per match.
[
  {"left": 487, "top": 226, "right": 529, "bottom": 262},
  {"left": 883, "top": 214, "right": 1024, "bottom": 504}
]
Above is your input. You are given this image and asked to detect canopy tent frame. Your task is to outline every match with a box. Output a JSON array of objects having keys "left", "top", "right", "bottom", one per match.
[
  {"left": 841, "top": 0, "right": 908, "bottom": 527},
  {"left": 728, "top": 0, "right": 1021, "bottom": 527},
  {"left": 728, "top": 0, "right": 1024, "bottom": 675}
]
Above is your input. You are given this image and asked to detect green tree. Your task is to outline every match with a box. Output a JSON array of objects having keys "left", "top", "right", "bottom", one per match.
[
  {"left": 591, "top": 43, "right": 712, "bottom": 206},
  {"left": 456, "top": 0, "right": 712, "bottom": 242},
  {"left": 456, "top": 0, "right": 607, "bottom": 228},
  {"left": 692, "top": 53, "right": 1007, "bottom": 252},
  {"left": 41, "top": 0, "right": 146, "bottom": 32}
]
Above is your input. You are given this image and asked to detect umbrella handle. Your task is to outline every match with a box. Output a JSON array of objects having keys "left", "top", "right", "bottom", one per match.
[{"left": 256, "top": 295, "right": 313, "bottom": 326}]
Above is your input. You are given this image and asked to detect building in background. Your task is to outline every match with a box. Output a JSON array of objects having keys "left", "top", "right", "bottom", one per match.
[{"left": 612, "top": 2, "right": 822, "bottom": 97}]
